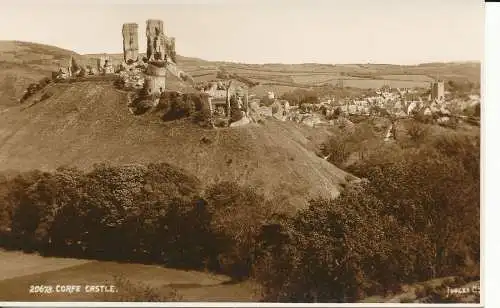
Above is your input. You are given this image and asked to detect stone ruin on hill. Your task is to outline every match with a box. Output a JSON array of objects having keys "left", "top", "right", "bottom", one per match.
[
  {"left": 146, "top": 19, "right": 176, "bottom": 63},
  {"left": 122, "top": 23, "right": 139, "bottom": 63},
  {"left": 97, "top": 56, "right": 114, "bottom": 75},
  {"left": 47, "top": 18, "right": 252, "bottom": 128}
]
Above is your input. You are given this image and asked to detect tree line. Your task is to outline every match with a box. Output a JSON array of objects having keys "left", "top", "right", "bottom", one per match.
[{"left": 0, "top": 129, "right": 479, "bottom": 302}]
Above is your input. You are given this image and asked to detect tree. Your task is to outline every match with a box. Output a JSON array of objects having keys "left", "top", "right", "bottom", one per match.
[
  {"left": 407, "top": 122, "right": 429, "bottom": 143},
  {"left": 204, "top": 181, "right": 272, "bottom": 279},
  {"left": 254, "top": 182, "right": 415, "bottom": 302}
]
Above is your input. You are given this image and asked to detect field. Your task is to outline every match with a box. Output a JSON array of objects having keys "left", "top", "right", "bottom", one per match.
[
  {"left": 0, "top": 41, "right": 480, "bottom": 108},
  {"left": 0, "top": 250, "right": 258, "bottom": 302}
]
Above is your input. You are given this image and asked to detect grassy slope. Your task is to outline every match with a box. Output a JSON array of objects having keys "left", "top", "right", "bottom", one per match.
[
  {"left": 0, "top": 41, "right": 83, "bottom": 108},
  {"left": 0, "top": 81, "right": 350, "bottom": 209}
]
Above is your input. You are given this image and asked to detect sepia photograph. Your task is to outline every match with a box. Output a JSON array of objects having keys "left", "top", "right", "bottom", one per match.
[{"left": 0, "top": 0, "right": 482, "bottom": 305}]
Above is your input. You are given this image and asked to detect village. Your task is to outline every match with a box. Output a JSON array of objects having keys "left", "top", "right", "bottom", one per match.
[
  {"left": 46, "top": 19, "right": 480, "bottom": 133},
  {"left": 0, "top": 3, "right": 482, "bottom": 304},
  {"left": 250, "top": 78, "right": 479, "bottom": 134}
]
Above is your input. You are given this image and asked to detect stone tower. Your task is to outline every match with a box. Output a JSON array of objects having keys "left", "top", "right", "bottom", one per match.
[
  {"left": 122, "top": 23, "right": 139, "bottom": 63},
  {"left": 145, "top": 19, "right": 176, "bottom": 63},
  {"left": 431, "top": 80, "right": 445, "bottom": 101},
  {"left": 143, "top": 64, "right": 167, "bottom": 96},
  {"left": 146, "top": 19, "right": 166, "bottom": 61},
  {"left": 166, "top": 37, "right": 176, "bottom": 63}
]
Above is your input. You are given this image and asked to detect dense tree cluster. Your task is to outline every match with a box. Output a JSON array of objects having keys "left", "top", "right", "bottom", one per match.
[
  {"left": 253, "top": 130, "right": 479, "bottom": 302},
  {"left": 160, "top": 92, "right": 212, "bottom": 126},
  {"left": 0, "top": 128, "right": 479, "bottom": 302},
  {"left": 280, "top": 89, "right": 319, "bottom": 106},
  {"left": 0, "top": 163, "right": 271, "bottom": 281},
  {"left": 128, "top": 91, "right": 212, "bottom": 126}
]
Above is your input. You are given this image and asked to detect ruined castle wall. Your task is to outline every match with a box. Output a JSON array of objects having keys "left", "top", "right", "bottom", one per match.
[
  {"left": 144, "top": 75, "right": 166, "bottom": 95},
  {"left": 167, "top": 37, "right": 176, "bottom": 62},
  {"left": 122, "top": 23, "right": 139, "bottom": 62},
  {"left": 146, "top": 64, "right": 167, "bottom": 76},
  {"left": 146, "top": 19, "right": 164, "bottom": 37},
  {"left": 144, "top": 62, "right": 167, "bottom": 95},
  {"left": 146, "top": 19, "right": 165, "bottom": 61}
]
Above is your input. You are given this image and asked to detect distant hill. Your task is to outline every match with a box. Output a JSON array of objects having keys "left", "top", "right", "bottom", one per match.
[
  {"left": 0, "top": 41, "right": 481, "bottom": 107},
  {"left": 0, "top": 81, "right": 352, "bottom": 210},
  {"left": 0, "top": 41, "right": 85, "bottom": 108}
]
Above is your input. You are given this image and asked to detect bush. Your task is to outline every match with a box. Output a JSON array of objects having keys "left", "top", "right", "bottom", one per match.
[
  {"left": 130, "top": 99, "right": 154, "bottom": 115},
  {"left": 161, "top": 92, "right": 211, "bottom": 125},
  {"left": 281, "top": 89, "right": 319, "bottom": 106},
  {"left": 38, "top": 77, "right": 51, "bottom": 88},
  {"left": 407, "top": 122, "right": 429, "bottom": 143},
  {"left": 321, "top": 135, "right": 350, "bottom": 166},
  {"left": 254, "top": 182, "right": 413, "bottom": 302},
  {"left": 203, "top": 181, "right": 272, "bottom": 279},
  {"left": 438, "top": 117, "right": 459, "bottom": 129}
]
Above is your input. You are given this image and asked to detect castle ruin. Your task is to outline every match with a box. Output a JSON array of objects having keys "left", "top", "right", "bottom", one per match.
[
  {"left": 122, "top": 23, "right": 139, "bottom": 63},
  {"left": 146, "top": 19, "right": 176, "bottom": 63},
  {"left": 97, "top": 55, "right": 114, "bottom": 75},
  {"left": 143, "top": 64, "right": 167, "bottom": 95}
]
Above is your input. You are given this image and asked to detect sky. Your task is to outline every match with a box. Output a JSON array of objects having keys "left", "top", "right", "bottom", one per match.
[{"left": 0, "top": 0, "right": 484, "bottom": 65}]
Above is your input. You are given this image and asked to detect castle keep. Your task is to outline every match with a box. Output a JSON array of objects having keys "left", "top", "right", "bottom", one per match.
[
  {"left": 143, "top": 63, "right": 167, "bottom": 95},
  {"left": 145, "top": 19, "right": 176, "bottom": 63},
  {"left": 122, "top": 23, "right": 139, "bottom": 63}
]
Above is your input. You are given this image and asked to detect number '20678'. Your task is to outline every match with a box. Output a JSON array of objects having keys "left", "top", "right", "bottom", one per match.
[{"left": 29, "top": 285, "right": 53, "bottom": 293}]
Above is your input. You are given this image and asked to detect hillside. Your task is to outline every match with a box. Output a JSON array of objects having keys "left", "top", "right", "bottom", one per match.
[
  {"left": 0, "top": 81, "right": 351, "bottom": 209},
  {"left": 0, "top": 41, "right": 85, "bottom": 108},
  {"left": 0, "top": 41, "right": 481, "bottom": 107}
]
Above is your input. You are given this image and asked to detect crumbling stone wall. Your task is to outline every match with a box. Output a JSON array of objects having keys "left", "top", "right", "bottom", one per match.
[
  {"left": 122, "top": 23, "right": 139, "bottom": 63},
  {"left": 143, "top": 64, "right": 167, "bottom": 95},
  {"left": 97, "top": 56, "right": 114, "bottom": 75},
  {"left": 146, "top": 19, "right": 176, "bottom": 63},
  {"left": 166, "top": 37, "right": 176, "bottom": 63},
  {"left": 146, "top": 19, "right": 165, "bottom": 61}
]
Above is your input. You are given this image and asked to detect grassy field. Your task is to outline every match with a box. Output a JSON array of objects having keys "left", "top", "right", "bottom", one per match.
[{"left": 0, "top": 250, "right": 258, "bottom": 302}]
